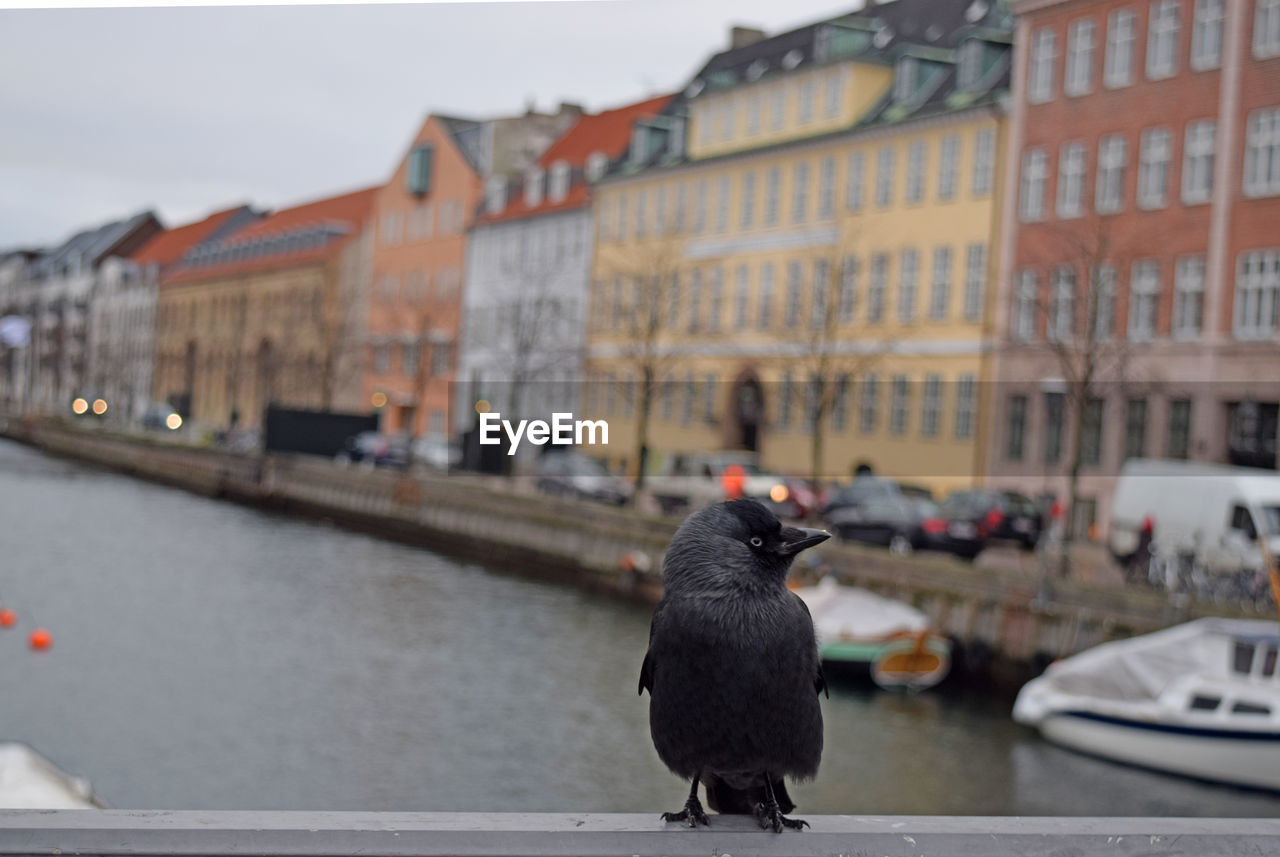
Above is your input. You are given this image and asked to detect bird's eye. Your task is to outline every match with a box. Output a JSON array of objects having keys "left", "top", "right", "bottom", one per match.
[{"left": 749, "top": 536, "right": 763, "bottom": 548}]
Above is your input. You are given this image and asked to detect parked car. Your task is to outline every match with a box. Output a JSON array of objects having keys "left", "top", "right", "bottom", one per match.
[
  {"left": 411, "top": 436, "right": 460, "bottom": 471},
  {"left": 937, "top": 489, "right": 1043, "bottom": 552},
  {"left": 334, "top": 432, "right": 410, "bottom": 470},
  {"left": 819, "top": 477, "right": 934, "bottom": 521},
  {"left": 1109, "top": 458, "right": 1280, "bottom": 575},
  {"left": 828, "top": 495, "right": 987, "bottom": 560},
  {"left": 646, "top": 451, "right": 799, "bottom": 518},
  {"left": 141, "top": 402, "right": 183, "bottom": 432},
  {"left": 535, "top": 452, "right": 632, "bottom": 506}
]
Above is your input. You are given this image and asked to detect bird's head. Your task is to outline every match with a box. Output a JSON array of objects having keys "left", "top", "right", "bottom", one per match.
[{"left": 662, "top": 499, "right": 830, "bottom": 591}]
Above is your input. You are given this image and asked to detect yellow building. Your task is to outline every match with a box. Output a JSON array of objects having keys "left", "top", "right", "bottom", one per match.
[
  {"left": 155, "top": 187, "right": 376, "bottom": 430},
  {"left": 585, "top": 1, "right": 1013, "bottom": 493}
]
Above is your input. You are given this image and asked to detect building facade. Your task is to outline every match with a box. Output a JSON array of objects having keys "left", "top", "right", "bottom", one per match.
[
  {"left": 155, "top": 188, "right": 376, "bottom": 430},
  {"left": 455, "top": 95, "right": 671, "bottom": 452},
  {"left": 988, "top": 0, "right": 1280, "bottom": 536},
  {"left": 585, "top": 0, "right": 1013, "bottom": 493},
  {"left": 363, "top": 106, "right": 581, "bottom": 439}
]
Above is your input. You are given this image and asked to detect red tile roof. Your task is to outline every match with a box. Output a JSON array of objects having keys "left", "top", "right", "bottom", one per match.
[
  {"left": 537, "top": 94, "right": 674, "bottom": 168},
  {"left": 476, "top": 185, "right": 592, "bottom": 227},
  {"left": 129, "top": 205, "right": 251, "bottom": 268},
  {"left": 161, "top": 186, "right": 379, "bottom": 288}
]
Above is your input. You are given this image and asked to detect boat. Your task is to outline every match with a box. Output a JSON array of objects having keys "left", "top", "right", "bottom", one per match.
[
  {"left": 1013, "top": 618, "right": 1280, "bottom": 791},
  {"left": 0, "top": 742, "right": 101, "bottom": 808},
  {"left": 791, "top": 576, "right": 951, "bottom": 691}
]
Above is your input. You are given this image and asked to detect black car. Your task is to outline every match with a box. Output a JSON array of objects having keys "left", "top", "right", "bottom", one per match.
[
  {"left": 334, "top": 432, "right": 411, "bottom": 470},
  {"left": 937, "top": 489, "right": 1044, "bottom": 552},
  {"left": 820, "top": 477, "right": 935, "bottom": 521},
  {"left": 828, "top": 495, "right": 961, "bottom": 557}
]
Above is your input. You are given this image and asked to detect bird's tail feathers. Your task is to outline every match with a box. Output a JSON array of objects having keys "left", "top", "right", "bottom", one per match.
[{"left": 703, "top": 773, "right": 795, "bottom": 815}]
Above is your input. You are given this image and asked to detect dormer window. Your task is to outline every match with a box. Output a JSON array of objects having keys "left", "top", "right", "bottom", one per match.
[
  {"left": 549, "top": 160, "right": 570, "bottom": 203},
  {"left": 958, "top": 39, "right": 984, "bottom": 90},
  {"left": 966, "top": 0, "right": 990, "bottom": 23},
  {"left": 407, "top": 144, "right": 433, "bottom": 196},
  {"left": 586, "top": 151, "right": 609, "bottom": 183},
  {"left": 746, "top": 59, "right": 767, "bottom": 81},
  {"left": 667, "top": 116, "right": 686, "bottom": 158},
  {"left": 485, "top": 176, "right": 507, "bottom": 214},
  {"left": 630, "top": 124, "right": 649, "bottom": 165},
  {"left": 781, "top": 49, "right": 803, "bottom": 70},
  {"left": 895, "top": 57, "right": 918, "bottom": 102},
  {"left": 873, "top": 25, "right": 894, "bottom": 49},
  {"left": 685, "top": 79, "right": 705, "bottom": 99},
  {"left": 524, "top": 167, "right": 544, "bottom": 207}
]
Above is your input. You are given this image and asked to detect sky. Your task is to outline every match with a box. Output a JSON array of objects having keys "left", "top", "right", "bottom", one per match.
[{"left": 1, "top": 0, "right": 871, "bottom": 250}]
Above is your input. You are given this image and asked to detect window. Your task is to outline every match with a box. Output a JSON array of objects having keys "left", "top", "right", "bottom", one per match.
[
  {"left": 1191, "top": 0, "right": 1224, "bottom": 69},
  {"left": 1125, "top": 398, "right": 1148, "bottom": 459},
  {"left": 1013, "top": 270, "right": 1038, "bottom": 341},
  {"left": 1167, "top": 398, "right": 1193, "bottom": 458},
  {"left": 786, "top": 261, "right": 803, "bottom": 327},
  {"left": 846, "top": 152, "right": 865, "bottom": 211},
  {"left": 716, "top": 176, "right": 731, "bottom": 233},
  {"left": 1256, "top": 0, "right": 1280, "bottom": 58},
  {"left": 374, "top": 344, "right": 390, "bottom": 374},
  {"left": 898, "top": 249, "right": 919, "bottom": 323},
  {"left": 1082, "top": 397, "right": 1104, "bottom": 465},
  {"left": 682, "top": 374, "right": 696, "bottom": 425},
  {"left": 1244, "top": 108, "right": 1280, "bottom": 197},
  {"left": 810, "top": 260, "right": 830, "bottom": 329},
  {"left": 634, "top": 190, "right": 647, "bottom": 237},
  {"left": 824, "top": 70, "right": 843, "bottom": 118},
  {"left": 839, "top": 256, "right": 859, "bottom": 322},
  {"left": 1020, "top": 148, "right": 1048, "bottom": 222},
  {"left": 938, "top": 135, "right": 960, "bottom": 201},
  {"left": 722, "top": 98, "right": 736, "bottom": 141},
  {"left": 771, "top": 84, "right": 786, "bottom": 130},
  {"left": 702, "top": 373, "right": 717, "bottom": 422},
  {"left": 792, "top": 161, "right": 810, "bottom": 223},
  {"left": 906, "top": 141, "right": 927, "bottom": 204},
  {"left": 890, "top": 375, "right": 911, "bottom": 436},
  {"left": 860, "top": 374, "right": 880, "bottom": 433},
  {"left": 1058, "top": 142, "right": 1088, "bottom": 218},
  {"left": 1029, "top": 28, "right": 1057, "bottom": 103},
  {"left": 930, "top": 246, "right": 952, "bottom": 320},
  {"left": 895, "top": 57, "right": 919, "bottom": 102},
  {"left": 687, "top": 269, "right": 702, "bottom": 333},
  {"left": 869, "top": 254, "right": 889, "bottom": 323},
  {"left": 667, "top": 272, "right": 681, "bottom": 329},
  {"left": 548, "top": 161, "right": 570, "bottom": 202},
  {"left": 1044, "top": 392, "right": 1065, "bottom": 463},
  {"left": 525, "top": 167, "right": 545, "bottom": 208},
  {"left": 1130, "top": 260, "right": 1161, "bottom": 340},
  {"left": 779, "top": 373, "right": 793, "bottom": 430},
  {"left": 832, "top": 374, "right": 851, "bottom": 432},
  {"left": 1174, "top": 255, "right": 1205, "bottom": 339},
  {"left": 616, "top": 193, "right": 629, "bottom": 239},
  {"left": 1138, "top": 127, "right": 1172, "bottom": 209},
  {"left": 758, "top": 263, "right": 774, "bottom": 330},
  {"left": 1105, "top": 8, "right": 1136, "bottom": 87},
  {"left": 1093, "top": 264, "right": 1118, "bottom": 340},
  {"left": 1234, "top": 250, "right": 1280, "bottom": 339},
  {"left": 407, "top": 144, "right": 433, "bottom": 195},
  {"left": 693, "top": 181, "right": 707, "bottom": 233},
  {"left": 765, "top": 167, "right": 781, "bottom": 225},
  {"left": 955, "top": 375, "right": 977, "bottom": 439},
  {"left": 1147, "top": 1, "right": 1181, "bottom": 80},
  {"left": 740, "top": 171, "right": 757, "bottom": 228},
  {"left": 1065, "top": 19, "right": 1095, "bottom": 96},
  {"left": 818, "top": 156, "right": 836, "bottom": 219},
  {"left": 654, "top": 186, "right": 667, "bottom": 234},
  {"left": 876, "top": 146, "right": 896, "bottom": 207},
  {"left": 402, "top": 342, "right": 419, "bottom": 376},
  {"left": 586, "top": 151, "right": 609, "bottom": 183},
  {"left": 958, "top": 39, "right": 984, "bottom": 91},
  {"left": 964, "top": 243, "right": 987, "bottom": 321},
  {"left": 707, "top": 268, "right": 724, "bottom": 333},
  {"left": 1096, "top": 135, "right": 1127, "bottom": 213},
  {"left": 1183, "top": 120, "right": 1216, "bottom": 204},
  {"left": 734, "top": 265, "right": 750, "bottom": 329},
  {"left": 1050, "top": 266, "right": 1076, "bottom": 341},
  {"left": 798, "top": 79, "right": 815, "bottom": 124},
  {"left": 921, "top": 374, "right": 942, "bottom": 438},
  {"left": 746, "top": 94, "right": 761, "bottom": 135},
  {"left": 973, "top": 128, "right": 996, "bottom": 195},
  {"left": 381, "top": 213, "right": 403, "bottom": 247},
  {"left": 1007, "top": 394, "right": 1028, "bottom": 460}
]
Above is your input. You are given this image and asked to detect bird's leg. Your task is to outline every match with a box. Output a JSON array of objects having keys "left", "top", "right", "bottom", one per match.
[
  {"left": 753, "top": 775, "right": 808, "bottom": 833},
  {"left": 660, "top": 773, "right": 710, "bottom": 827}
]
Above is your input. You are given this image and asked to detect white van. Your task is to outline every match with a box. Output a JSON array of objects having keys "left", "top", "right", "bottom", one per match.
[{"left": 1109, "top": 459, "right": 1280, "bottom": 574}]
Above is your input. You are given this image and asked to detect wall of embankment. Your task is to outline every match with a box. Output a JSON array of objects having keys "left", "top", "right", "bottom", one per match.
[{"left": 2, "top": 416, "right": 1257, "bottom": 689}]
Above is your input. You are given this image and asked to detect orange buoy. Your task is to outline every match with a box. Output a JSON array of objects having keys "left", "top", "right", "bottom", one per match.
[
  {"left": 0, "top": 610, "right": 15, "bottom": 628},
  {"left": 28, "top": 628, "right": 52, "bottom": 650}
]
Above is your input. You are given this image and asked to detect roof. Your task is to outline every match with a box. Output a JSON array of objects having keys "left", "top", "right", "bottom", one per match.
[
  {"left": 161, "top": 186, "right": 378, "bottom": 287},
  {"left": 537, "top": 95, "right": 673, "bottom": 168},
  {"left": 30, "top": 211, "right": 161, "bottom": 280},
  {"left": 129, "top": 205, "right": 257, "bottom": 269}
]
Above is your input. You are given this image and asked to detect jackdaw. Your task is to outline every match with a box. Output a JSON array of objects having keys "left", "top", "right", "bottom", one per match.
[{"left": 639, "top": 499, "right": 829, "bottom": 832}]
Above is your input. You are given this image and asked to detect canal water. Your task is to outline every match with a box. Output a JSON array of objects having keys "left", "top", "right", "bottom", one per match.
[{"left": 1, "top": 438, "right": 1277, "bottom": 817}]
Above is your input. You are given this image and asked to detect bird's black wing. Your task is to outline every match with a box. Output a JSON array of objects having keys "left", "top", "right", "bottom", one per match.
[
  {"left": 638, "top": 605, "right": 661, "bottom": 696},
  {"left": 792, "top": 593, "right": 828, "bottom": 699}
]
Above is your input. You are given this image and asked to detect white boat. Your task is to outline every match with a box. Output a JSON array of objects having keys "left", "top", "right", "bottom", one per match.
[
  {"left": 792, "top": 576, "right": 951, "bottom": 691},
  {"left": 0, "top": 742, "right": 100, "bottom": 808},
  {"left": 1013, "top": 618, "right": 1280, "bottom": 791}
]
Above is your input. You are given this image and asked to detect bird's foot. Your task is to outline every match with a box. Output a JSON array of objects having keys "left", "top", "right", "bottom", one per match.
[
  {"left": 661, "top": 796, "right": 710, "bottom": 827},
  {"left": 753, "top": 801, "right": 808, "bottom": 833}
]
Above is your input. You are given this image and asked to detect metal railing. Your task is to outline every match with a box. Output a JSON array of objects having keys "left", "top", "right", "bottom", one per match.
[{"left": 0, "top": 811, "right": 1277, "bottom": 857}]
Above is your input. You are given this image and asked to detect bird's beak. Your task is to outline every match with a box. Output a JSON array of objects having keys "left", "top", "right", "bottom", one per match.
[{"left": 777, "top": 526, "right": 830, "bottom": 555}]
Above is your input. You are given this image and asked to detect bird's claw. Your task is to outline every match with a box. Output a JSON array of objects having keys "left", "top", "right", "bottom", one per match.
[
  {"left": 754, "top": 801, "right": 808, "bottom": 833},
  {"left": 661, "top": 797, "right": 710, "bottom": 827}
]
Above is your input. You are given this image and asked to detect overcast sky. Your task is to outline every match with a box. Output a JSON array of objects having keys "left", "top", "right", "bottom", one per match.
[{"left": 1, "top": 0, "right": 871, "bottom": 250}]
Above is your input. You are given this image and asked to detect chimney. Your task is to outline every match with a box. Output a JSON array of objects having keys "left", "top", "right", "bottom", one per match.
[
  {"left": 730, "top": 25, "right": 766, "bottom": 50},
  {"left": 557, "top": 101, "right": 585, "bottom": 117}
]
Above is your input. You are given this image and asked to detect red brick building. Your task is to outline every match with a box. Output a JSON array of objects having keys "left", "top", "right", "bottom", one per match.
[{"left": 989, "top": 0, "right": 1280, "bottom": 535}]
